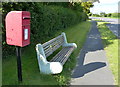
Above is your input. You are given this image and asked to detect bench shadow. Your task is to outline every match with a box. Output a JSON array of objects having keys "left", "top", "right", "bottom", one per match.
[
  {"left": 72, "top": 61, "right": 106, "bottom": 78},
  {"left": 72, "top": 39, "right": 107, "bottom": 78},
  {"left": 72, "top": 47, "right": 106, "bottom": 78}
]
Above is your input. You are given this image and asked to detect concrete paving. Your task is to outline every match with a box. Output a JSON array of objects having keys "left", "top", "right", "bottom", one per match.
[{"left": 70, "top": 21, "right": 114, "bottom": 85}]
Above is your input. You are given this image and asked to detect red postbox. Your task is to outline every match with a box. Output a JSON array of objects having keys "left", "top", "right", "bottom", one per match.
[
  {"left": 6, "top": 11, "right": 30, "bottom": 47},
  {"left": 5, "top": 11, "right": 31, "bottom": 82}
]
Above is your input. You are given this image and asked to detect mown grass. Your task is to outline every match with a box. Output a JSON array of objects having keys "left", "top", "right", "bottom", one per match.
[
  {"left": 97, "top": 22, "right": 118, "bottom": 85},
  {"left": 2, "top": 21, "right": 91, "bottom": 85}
]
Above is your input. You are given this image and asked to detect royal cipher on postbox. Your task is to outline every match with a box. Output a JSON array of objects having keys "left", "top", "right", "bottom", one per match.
[{"left": 6, "top": 11, "right": 30, "bottom": 47}]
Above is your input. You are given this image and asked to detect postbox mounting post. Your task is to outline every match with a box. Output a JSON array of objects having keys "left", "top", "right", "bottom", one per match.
[{"left": 16, "top": 46, "right": 22, "bottom": 82}]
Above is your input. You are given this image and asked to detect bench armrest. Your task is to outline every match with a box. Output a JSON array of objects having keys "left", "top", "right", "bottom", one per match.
[
  {"left": 61, "top": 32, "right": 77, "bottom": 48},
  {"left": 36, "top": 44, "right": 63, "bottom": 74},
  {"left": 37, "top": 53, "right": 63, "bottom": 74},
  {"left": 62, "top": 43, "right": 77, "bottom": 48}
]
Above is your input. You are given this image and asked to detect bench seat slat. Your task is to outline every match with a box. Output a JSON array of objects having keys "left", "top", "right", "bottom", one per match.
[
  {"left": 45, "top": 42, "right": 63, "bottom": 57},
  {"left": 53, "top": 47, "right": 69, "bottom": 62},
  {"left": 57, "top": 47, "right": 74, "bottom": 65},
  {"left": 50, "top": 46, "right": 74, "bottom": 65},
  {"left": 60, "top": 47, "right": 74, "bottom": 65},
  {"left": 42, "top": 35, "right": 63, "bottom": 47},
  {"left": 50, "top": 47, "right": 67, "bottom": 62},
  {"left": 42, "top": 35, "right": 64, "bottom": 57},
  {"left": 43, "top": 37, "right": 64, "bottom": 50},
  {"left": 45, "top": 45, "right": 62, "bottom": 57}
]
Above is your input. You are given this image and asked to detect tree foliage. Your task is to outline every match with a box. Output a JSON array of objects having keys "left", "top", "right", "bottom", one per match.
[
  {"left": 100, "top": 12, "right": 107, "bottom": 17},
  {"left": 81, "top": 2, "right": 94, "bottom": 14},
  {"left": 92, "top": 12, "right": 120, "bottom": 18}
]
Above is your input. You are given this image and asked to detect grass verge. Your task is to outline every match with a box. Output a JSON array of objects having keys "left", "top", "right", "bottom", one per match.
[
  {"left": 2, "top": 21, "right": 91, "bottom": 85},
  {"left": 97, "top": 22, "right": 118, "bottom": 85}
]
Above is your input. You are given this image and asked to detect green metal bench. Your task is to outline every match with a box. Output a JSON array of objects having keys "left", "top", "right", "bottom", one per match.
[{"left": 36, "top": 32, "right": 77, "bottom": 74}]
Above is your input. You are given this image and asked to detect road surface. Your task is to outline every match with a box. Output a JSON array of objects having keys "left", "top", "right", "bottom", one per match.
[{"left": 89, "top": 17, "right": 120, "bottom": 38}]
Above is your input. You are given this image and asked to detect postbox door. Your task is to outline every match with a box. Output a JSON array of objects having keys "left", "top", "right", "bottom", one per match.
[{"left": 22, "top": 11, "right": 30, "bottom": 47}]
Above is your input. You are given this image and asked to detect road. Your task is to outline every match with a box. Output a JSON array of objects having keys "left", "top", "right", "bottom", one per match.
[
  {"left": 89, "top": 17, "right": 119, "bottom": 24},
  {"left": 89, "top": 17, "right": 120, "bottom": 38}
]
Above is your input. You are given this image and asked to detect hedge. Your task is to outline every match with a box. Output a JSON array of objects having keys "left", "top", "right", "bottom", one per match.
[
  {"left": 111, "top": 13, "right": 120, "bottom": 18},
  {"left": 2, "top": 2, "right": 88, "bottom": 58}
]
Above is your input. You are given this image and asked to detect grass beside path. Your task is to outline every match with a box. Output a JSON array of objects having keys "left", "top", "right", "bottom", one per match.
[
  {"left": 3, "top": 21, "right": 91, "bottom": 85},
  {"left": 97, "top": 22, "right": 118, "bottom": 85}
]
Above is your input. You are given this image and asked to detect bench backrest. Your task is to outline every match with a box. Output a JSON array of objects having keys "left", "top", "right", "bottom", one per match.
[{"left": 42, "top": 34, "right": 64, "bottom": 57}]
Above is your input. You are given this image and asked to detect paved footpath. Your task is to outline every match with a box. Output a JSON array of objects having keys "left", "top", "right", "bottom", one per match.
[{"left": 70, "top": 21, "right": 114, "bottom": 85}]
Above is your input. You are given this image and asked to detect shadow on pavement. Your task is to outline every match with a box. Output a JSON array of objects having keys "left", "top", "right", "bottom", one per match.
[{"left": 72, "top": 61, "right": 106, "bottom": 78}]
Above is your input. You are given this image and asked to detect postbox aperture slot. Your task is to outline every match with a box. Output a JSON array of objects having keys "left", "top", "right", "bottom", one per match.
[{"left": 23, "top": 16, "right": 30, "bottom": 19}]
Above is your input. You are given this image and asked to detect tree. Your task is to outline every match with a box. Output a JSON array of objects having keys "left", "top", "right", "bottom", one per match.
[
  {"left": 88, "top": 12, "right": 92, "bottom": 16},
  {"left": 100, "top": 12, "right": 107, "bottom": 17},
  {"left": 71, "top": 2, "right": 83, "bottom": 12},
  {"left": 107, "top": 13, "right": 112, "bottom": 17},
  {"left": 81, "top": 2, "right": 94, "bottom": 14}
]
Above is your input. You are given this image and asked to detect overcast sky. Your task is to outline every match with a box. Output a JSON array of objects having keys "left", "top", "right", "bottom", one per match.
[{"left": 90, "top": 0, "right": 120, "bottom": 14}]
